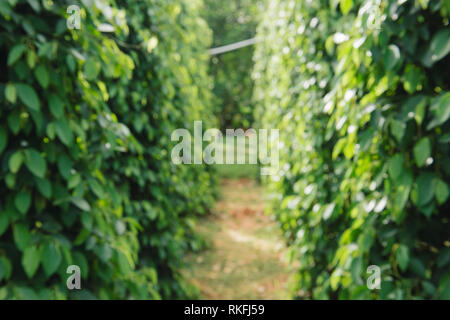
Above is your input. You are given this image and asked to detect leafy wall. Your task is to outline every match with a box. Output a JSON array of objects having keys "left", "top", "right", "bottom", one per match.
[
  {"left": 0, "top": 0, "right": 216, "bottom": 299},
  {"left": 254, "top": 0, "right": 450, "bottom": 299}
]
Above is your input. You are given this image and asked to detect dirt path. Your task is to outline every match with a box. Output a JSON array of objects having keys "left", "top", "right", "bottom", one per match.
[{"left": 184, "top": 179, "right": 292, "bottom": 299}]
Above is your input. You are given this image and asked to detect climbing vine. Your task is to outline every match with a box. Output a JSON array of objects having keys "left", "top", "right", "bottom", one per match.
[
  {"left": 254, "top": 0, "right": 450, "bottom": 299},
  {"left": 0, "top": 0, "right": 216, "bottom": 299}
]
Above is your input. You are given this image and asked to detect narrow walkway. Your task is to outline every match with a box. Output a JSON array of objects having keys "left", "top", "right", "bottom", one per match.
[{"left": 185, "top": 179, "right": 291, "bottom": 299}]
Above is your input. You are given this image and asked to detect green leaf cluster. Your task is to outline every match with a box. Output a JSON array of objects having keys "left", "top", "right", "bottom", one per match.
[
  {"left": 254, "top": 0, "right": 450, "bottom": 299},
  {"left": 0, "top": 0, "right": 216, "bottom": 299}
]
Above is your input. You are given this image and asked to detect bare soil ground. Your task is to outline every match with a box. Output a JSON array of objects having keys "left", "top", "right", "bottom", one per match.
[{"left": 183, "top": 178, "right": 292, "bottom": 299}]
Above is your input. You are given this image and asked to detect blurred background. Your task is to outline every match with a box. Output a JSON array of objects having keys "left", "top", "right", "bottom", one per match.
[{"left": 0, "top": 0, "right": 449, "bottom": 300}]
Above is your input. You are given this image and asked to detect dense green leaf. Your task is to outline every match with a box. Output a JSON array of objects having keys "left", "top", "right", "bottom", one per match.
[
  {"left": 27, "top": 0, "right": 41, "bottom": 12},
  {"left": 0, "top": 0, "right": 216, "bottom": 301},
  {"left": 16, "top": 83, "right": 40, "bottom": 111},
  {"left": 72, "top": 252, "right": 89, "bottom": 278},
  {"left": 22, "top": 245, "right": 41, "bottom": 278},
  {"left": 27, "top": 50, "right": 36, "bottom": 68},
  {"left": 396, "top": 245, "right": 410, "bottom": 271},
  {"left": 13, "top": 223, "right": 30, "bottom": 252},
  {"left": 117, "top": 250, "right": 132, "bottom": 276},
  {"left": 0, "top": 127, "right": 7, "bottom": 155},
  {"left": 54, "top": 120, "right": 73, "bottom": 146},
  {"left": 403, "top": 65, "right": 423, "bottom": 93},
  {"left": 7, "top": 110, "right": 21, "bottom": 134},
  {"left": 439, "top": 275, "right": 450, "bottom": 300},
  {"left": 41, "top": 242, "right": 61, "bottom": 277},
  {"left": 49, "top": 94, "right": 64, "bottom": 119},
  {"left": 9, "top": 151, "right": 24, "bottom": 173},
  {"left": 435, "top": 179, "right": 449, "bottom": 205},
  {"left": 339, "top": 0, "right": 353, "bottom": 15},
  {"left": 24, "top": 149, "right": 46, "bottom": 178},
  {"left": 0, "top": 212, "right": 9, "bottom": 236},
  {"left": 427, "top": 93, "right": 450, "bottom": 129},
  {"left": 35, "top": 177, "right": 52, "bottom": 199},
  {"left": 409, "top": 257, "right": 427, "bottom": 278},
  {"left": 390, "top": 119, "right": 405, "bottom": 142},
  {"left": 254, "top": 0, "right": 449, "bottom": 300},
  {"left": 5, "top": 83, "right": 17, "bottom": 103},
  {"left": 34, "top": 64, "right": 49, "bottom": 88},
  {"left": 422, "top": 29, "right": 450, "bottom": 67},
  {"left": 68, "top": 173, "right": 81, "bottom": 189},
  {"left": 84, "top": 57, "right": 100, "bottom": 80},
  {"left": 393, "top": 170, "right": 413, "bottom": 222},
  {"left": 417, "top": 173, "right": 436, "bottom": 207},
  {"left": 70, "top": 197, "right": 91, "bottom": 212},
  {"left": 0, "top": 257, "right": 13, "bottom": 281},
  {"left": 88, "top": 179, "right": 105, "bottom": 198},
  {"left": 388, "top": 154, "right": 404, "bottom": 180},
  {"left": 437, "top": 249, "right": 450, "bottom": 268},
  {"left": 57, "top": 154, "right": 73, "bottom": 180},
  {"left": 384, "top": 45, "right": 401, "bottom": 70},
  {"left": 15, "top": 190, "right": 31, "bottom": 214},
  {"left": 7, "top": 44, "right": 26, "bottom": 65},
  {"left": 413, "top": 137, "right": 431, "bottom": 167}
]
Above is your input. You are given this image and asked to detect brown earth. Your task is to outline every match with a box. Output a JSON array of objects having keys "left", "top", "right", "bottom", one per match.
[{"left": 183, "top": 179, "right": 293, "bottom": 299}]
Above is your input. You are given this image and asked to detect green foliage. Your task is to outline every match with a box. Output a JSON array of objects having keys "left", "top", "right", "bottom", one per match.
[
  {"left": 254, "top": 0, "right": 450, "bottom": 299},
  {"left": 202, "top": 0, "right": 262, "bottom": 129},
  {"left": 0, "top": 0, "right": 216, "bottom": 299}
]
